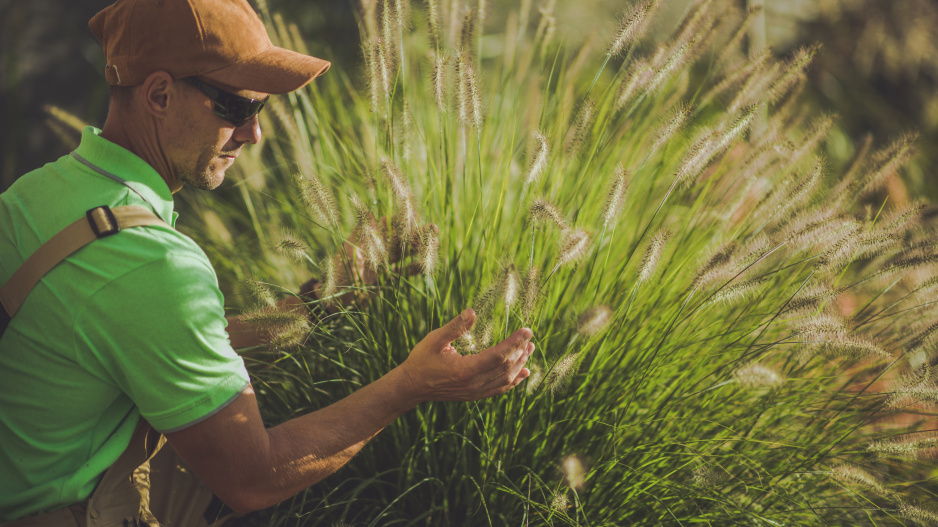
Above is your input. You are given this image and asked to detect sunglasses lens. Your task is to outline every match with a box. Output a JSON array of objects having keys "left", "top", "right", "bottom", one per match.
[{"left": 224, "top": 98, "right": 267, "bottom": 127}]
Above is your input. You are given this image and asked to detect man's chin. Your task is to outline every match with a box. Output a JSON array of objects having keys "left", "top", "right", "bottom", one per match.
[{"left": 186, "top": 166, "right": 227, "bottom": 191}]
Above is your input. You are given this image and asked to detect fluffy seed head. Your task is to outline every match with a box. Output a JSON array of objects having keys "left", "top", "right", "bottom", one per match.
[
  {"left": 616, "top": 59, "right": 653, "bottom": 110},
  {"left": 431, "top": 52, "right": 447, "bottom": 111},
  {"left": 244, "top": 278, "right": 276, "bottom": 307},
  {"left": 464, "top": 58, "right": 483, "bottom": 129},
  {"left": 577, "top": 305, "right": 613, "bottom": 337},
  {"left": 417, "top": 226, "right": 440, "bottom": 280},
  {"left": 459, "top": 8, "right": 475, "bottom": 52},
  {"left": 704, "top": 49, "right": 771, "bottom": 109},
  {"left": 349, "top": 193, "right": 372, "bottom": 225},
  {"left": 526, "top": 365, "right": 543, "bottom": 394},
  {"left": 275, "top": 230, "right": 309, "bottom": 262},
  {"left": 527, "top": 199, "right": 568, "bottom": 230},
  {"left": 857, "top": 133, "right": 918, "bottom": 198},
  {"left": 607, "top": 0, "right": 656, "bottom": 57},
  {"left": 550, "top": 491, "right": 570, "bottom": 511},
  {"left": 458, "top": 331, "right": 477, "bottom": 353},
  {"left": 675, "top": 128, "right": 720, "bottom": 184},
  {"left": 716, "top": 6, "right": 763, "bottom": 67},
  {"left": 714, "top": 104, "right": 759, "bottom": 153},
  {"left": 534, "top": 0, "right": 557, "bottom": 48},
  {"left": 241, "top": 305, "right": 308, "bottom": 329},
  {"left": 382, "top": 160, "right": 412, "bottom": 201},
  {"left": 884, "top": 249, "right": 938, "bottom": 274},
  {"left": 379, "top": 0, "right": 398, "bottom": 69},
  {"left": 887, "top": 369, "right": 938, "bottom": 409},
  {"left": 472, "top": 279, "right": 503, "bottom": 318},
  {"left": 267, "top": 318, "right": 309, "bottom": 349},
  {"left": 319, "top": 257, "right": 338, "bottom": 305},
  {"left": 692, "top": 463, "right": 729, "bottom": 487},
  {"left": 426, "top": 0, "right": 442, "bottom": 49},
  {"left": 708, "top": 278, "right": 766, "bottom": 306},
  {"left": 357, "top": 216, "right": 390, "bottom": 271},
  {"left": 526, "top": 131, "right": 550, "bottom": 187},
  {"left": 734, "top": 363, "right": 784, "bottom": 388},
  {"left": 241, "top": 305, "right": 310, "bottom": 348},
  {"left": 805, "top": 335, "right": 891, "bottom": 361},
  {"left": 692, "top": 242, "right": 736, "bottom": 290},
  {"left": 899, "top": 503, "right": 938, "bottom": 527},
  {"left": 653, "top": 104, "right": 690, "bottom": 152},
  {"left": 455, "top": 53, "right": 469, "bottom": 125},
  {"left": 567, "top": 100, "right": 595, "bottom": 154},
  {"left": 830, "top": 465, "right": 884, "bottom": 493},
  {"left": 794, "top": 312, "right": 847, "bottom": 336},
  {"left": 908, "top": 322, "right": 938, "bottom": 354},
  {"left": 601, "top": 166, "right": 630, "bottom": 230},
  {"left": 786, "top": 284, "right": 841, "bottom": 312},
  {"left": 788, "top": 117, "right": 835, "bottom": 166},
  {"left": 767, "top": 157, "right": 823, "bottom": 223},
  {"left": 557, "top": 229, "right": 591, "bottom": 268},
  {"left": 638, "top": 230, "right": 671, "bottom": 283},
  {"left": 294, "top": 174, "right": 340, "bottom": 228},
  {"left": 502, "top": 266, "right": 520, "bottom": 309},
  {"left": 521, "top": 266, "right": 541, "bottom": 318},
  {"left": 816, "top": 223, "right": 863, "bottom": 270},
  {"left": 546, "top": 353, "right": 580, "bottom": 393},
  {"left": 562, "top": 455, "right": 586, "bottom": 489},
  {"left": 868, "top": 434, "right": 938, "bottom": 459},
  {"left": 766, "top": 44, "right": 819, "bottom": 105},
  {"left": 645, "top": 41, "right": 692, "bottom": 95},
  {"left": 382, "top": 160, "right": 420, "bottom": 248},
  {"left": 367, "top": 37, "right": 391, "bottom": 108}
]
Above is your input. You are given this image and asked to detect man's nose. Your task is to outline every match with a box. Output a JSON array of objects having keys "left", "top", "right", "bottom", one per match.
[{"left": 233, "top": 114, "right": 262, "bottom": 145}]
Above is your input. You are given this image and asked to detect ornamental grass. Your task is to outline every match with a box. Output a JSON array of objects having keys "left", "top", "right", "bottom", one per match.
[{"left": 170, "top": 0, "right": 938, "bottom": 524}]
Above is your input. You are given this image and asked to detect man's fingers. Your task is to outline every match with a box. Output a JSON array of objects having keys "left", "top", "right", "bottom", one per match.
[
  {"left": 473, "top": 328, "right": 533, "bottom": 372},
  {"left": 479, "top": 341, "right": 533, "bottom": 392},
  {"left": 477, "top": 366, "right": 531, "bottom": 399},
  {"left": 429, "top": 308, "right": 476, "bottom": 347}
]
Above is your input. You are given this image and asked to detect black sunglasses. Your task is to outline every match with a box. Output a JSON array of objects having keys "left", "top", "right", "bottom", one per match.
[{"left": 181, "top": 77, "right": 270, "bottom": 127}]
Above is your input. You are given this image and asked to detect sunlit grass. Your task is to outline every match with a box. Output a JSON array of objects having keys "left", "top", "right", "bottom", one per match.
[{"left": 174, "top": 0, "right": 938, "bottom": 524}]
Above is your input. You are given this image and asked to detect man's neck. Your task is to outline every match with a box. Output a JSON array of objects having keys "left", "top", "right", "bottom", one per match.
[{"left": 100, "top": 109, "right": 182, "bottom": 194}]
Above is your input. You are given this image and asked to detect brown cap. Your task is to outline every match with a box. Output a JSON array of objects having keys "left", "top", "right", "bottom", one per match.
[{"left": 89, "top": 0, "right": 331, "bottom": 94}]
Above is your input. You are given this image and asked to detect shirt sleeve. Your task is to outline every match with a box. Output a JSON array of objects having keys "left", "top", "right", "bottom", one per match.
[{"left": 73, "top": 248, "right": 250, "bottom": 433}]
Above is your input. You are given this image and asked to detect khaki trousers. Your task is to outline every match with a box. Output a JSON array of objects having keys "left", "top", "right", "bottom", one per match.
[{"left": 2, "top": 422, "right": 233, "bottom": 527}]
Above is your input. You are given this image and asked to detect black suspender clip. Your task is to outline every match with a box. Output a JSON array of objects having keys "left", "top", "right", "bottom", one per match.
[{"left": 87, "top": 206, "right": 120, "bottom": 238}]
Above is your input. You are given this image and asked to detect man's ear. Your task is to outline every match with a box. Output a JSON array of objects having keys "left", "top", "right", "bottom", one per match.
[{"left": 138, "top": 71, "right": 176, "bottom": 121}]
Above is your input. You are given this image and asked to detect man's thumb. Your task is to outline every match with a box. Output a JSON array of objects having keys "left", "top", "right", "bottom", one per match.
[{"left": 436, "top": 308, "right": 475, "bottom": 344}]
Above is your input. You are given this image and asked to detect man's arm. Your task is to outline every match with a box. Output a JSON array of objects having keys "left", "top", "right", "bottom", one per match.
[{"left": 166, "top": 309, "right": 534, "bottom": 513}]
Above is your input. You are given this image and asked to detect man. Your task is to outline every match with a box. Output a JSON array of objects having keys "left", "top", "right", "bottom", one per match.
[{"left": 0, "top": 0, "right": 534, "bottom": 525}]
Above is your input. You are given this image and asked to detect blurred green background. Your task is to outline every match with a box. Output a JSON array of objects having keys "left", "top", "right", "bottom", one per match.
[{"left": 2, "top": 0, "right": 935, "bottom": 196}]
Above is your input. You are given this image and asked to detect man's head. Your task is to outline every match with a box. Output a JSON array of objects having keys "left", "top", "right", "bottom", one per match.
[{"left": 91, "top": 0, "right": 330, "bottom": 192}]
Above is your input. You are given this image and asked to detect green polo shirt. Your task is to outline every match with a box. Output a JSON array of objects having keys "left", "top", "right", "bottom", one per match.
[{"left": 0, "top": 127, "right": 250, "bottom": 521}]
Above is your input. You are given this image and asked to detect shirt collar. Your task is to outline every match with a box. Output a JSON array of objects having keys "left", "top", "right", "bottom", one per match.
[{"left": 73, "top": 127, "right": 176, "bottom": 226}]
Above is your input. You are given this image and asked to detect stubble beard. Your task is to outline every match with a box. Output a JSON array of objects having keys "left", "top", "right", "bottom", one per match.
[{"left": 176, "top": 149, "right": 227, "bottom": 191}]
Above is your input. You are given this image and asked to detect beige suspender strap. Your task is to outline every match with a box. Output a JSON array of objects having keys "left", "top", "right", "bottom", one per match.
[{"left": 0, "top": 205, "right": 170, "bottom": 319}]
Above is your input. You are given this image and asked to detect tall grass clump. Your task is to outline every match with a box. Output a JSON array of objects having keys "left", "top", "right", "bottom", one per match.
[{"left": 179, "top": 0, "right": 938, "bottom": 524}]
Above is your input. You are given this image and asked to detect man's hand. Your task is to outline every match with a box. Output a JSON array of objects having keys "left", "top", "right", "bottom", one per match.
[{"left": 398, "top": 308, "right": 534, "bottom": 403}]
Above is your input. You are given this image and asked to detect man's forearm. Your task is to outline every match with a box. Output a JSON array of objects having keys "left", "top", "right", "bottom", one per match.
[
  {"left": 253, "top": 366, "right": 418, "bottom": 508},
  {"left": 167, "top": 310, "right": 533, "bottom": 513},
  {"left": 169, "top": 366, "right": 419, "bottom": 513}
]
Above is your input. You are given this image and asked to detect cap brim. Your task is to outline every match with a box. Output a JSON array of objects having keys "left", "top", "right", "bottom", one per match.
[{"left": 202, "top": 46, "right": 331, "bottom": 95}]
